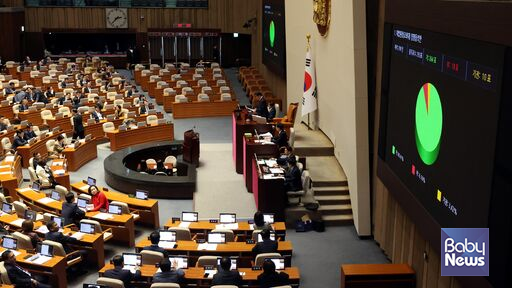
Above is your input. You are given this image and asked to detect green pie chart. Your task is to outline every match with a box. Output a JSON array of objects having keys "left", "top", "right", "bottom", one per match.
[
  {"left": 415, "top": 83, "right": 443, "bottom": 165},
  {"left": 269, "top": 20, "right": 275, "bottom": 48}
]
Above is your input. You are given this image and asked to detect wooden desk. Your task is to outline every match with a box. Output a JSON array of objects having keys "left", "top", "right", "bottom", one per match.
[
  {"left": 49, "top": 158, "right": 70, "bottom": 190},
  {"left": 62, "top": 138, "right": 98, "bottom": 171},
  {"left": 172, "top": 100, "right": 239, "bottom": 119},
  {"left": 8, "top": 248, "right": 67, "bottom": 288},
  {"left": 0, "top": 105, "right": 14, "bottom": 119},
  {"left": 135, "top": 239, "right": 293, "bottom": 268},
  {"left": 340, "top": 264, "right": 415, "bottom": 288},
  {"left": 71, "top": 181, "right": 160, "bottom": 228},
  {"left": 18, "top": 110, "right": 44, "bottom": 126},
  {"left": 164, "top": 220, "right": 286, "bottom": 239},
  {"left": 98, "top": 264, "right": 300, "bottom": 287},
  {"left": 17, "top": 130, "right": 71, "bottom": 168},
  {"left": 0, "top": 155, "right": 23, "bottom": 201},
  {"left": 251, "top": 157, "right": 286, "bottom": 222},
  {"left": 106, "top": 123, "right": 174, "bottom": 151},
  {"left": 16, "top": 188, "right": 136, "bottom": 247},
  {"left": 243, "top": 136, "right": 279, "bottom": 192},
  {"left": 46, "top": 116, "right": 73, "bottom": 131},
  {"left": 84, "top": 114, "right": 164, "bottom": 139}
]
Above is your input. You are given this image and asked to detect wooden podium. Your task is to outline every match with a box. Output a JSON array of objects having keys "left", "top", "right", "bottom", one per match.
[{"left": 183, "top": 129, "right": 200, "bottom": 165}]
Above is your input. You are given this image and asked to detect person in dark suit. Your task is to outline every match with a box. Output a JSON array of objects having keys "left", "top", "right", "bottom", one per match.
[
  {"left": 72, "top": 108, "right": 85, "bottom": 139},
  {"left": 34, "top": 89, "right": 48, "bottom": 104},
  {"left": 23, "top": 124, "right": 37, "bottom": 140},
  {"left": 1, "top": 250, "right": 52, "bottom": 288},
  {"left": 255, "top": 93, "right": 269, "bottom": 119},
  {"left": 277, "top": 146, "right": 295, "bottom": 166},
  {"left": 45, "top": 86, "right": 55, "bottom": 99},
  {"left": 4, "top": 82, "right": 15, "bottom": 95},
  {"left": 257, "top": 259, "right": 289, "bottom": 288},
  {"left": 284, "top": 157, "right": 302, "bottom": 192},
  {"left": 272, "top": 123, "right": 288, "bottom": 148},
  {"left": 103, "top": 255, "right": 141, "bottom": 288},
  {"left": 0, "top": 115, "right": 8, "bottom": 131},
  {"left": 252, "top": 229, "right": 278, "bottom": 256},
  {"left": 44, "top": 220, "right": 79, "bottom": 254},
  {"left": 127, "top": 86, "right": 138, "bottom": 97},
  {"left": 12, "top": 130, "right": 28, "bottom": 150},
  {"left": 267, "top": 101, "right": 276, "bottom": 121},
  {"left": 153, "top": 258, "right": 184, "bottom": 284},
  {"left": 62, "top": 192, "right": 85, "bottom": 226},
  {"left": 82, "top": 82, "right": 92, "bottom": 94},
  {"left": 91, "top": 104, "right": 104, "bottom": 122},
  {"left": 21, "top": 220, "right": 41, "bottom": 249},
  {"left": 211, "top": 256, "right": 243, "bottom": 286},
  {"left": 142, "top": 231, "right": 169, "bottom": 257},
  {"left": 18, "top": 98, "right": 30, "bottom": 112}
]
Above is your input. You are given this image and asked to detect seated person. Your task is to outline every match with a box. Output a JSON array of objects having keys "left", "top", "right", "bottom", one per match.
[
  {"left": 18, "top": 98, "right": 30, "bottom": 112},
  {"left": 139, "top": 99, "right": 150, "bottom": 115},
  {"left": 0, "top": 115, "right": 8, "bottom": 131},
  {"left": 276, "top": 146, "right": 295, "bottom": 166},
  {"left": 54, "top": 135, "right": 66, "bottom": 154},
  {"left": 156, "top": 159, "right": 165, "bottom": 172},
  {"left": 257, "top": 258, "right": 290, "bottom": 288},
  {"left": 62, "top": 192, "right": 85, "bottom": 226},
  {"left": 254, "top": 92, "right": 269, "bottom": 119},
  {"left": 1, "top": 250, "right": 52, "bottom": 288},
  {"left": 91, "top": 104, "right": 104, "bottom": 122},
  {"left": 252, "top": 229, "right": 278, "bottom": 256},
  {"left": 4, "top": 82, "right": 15, "bottom": 96},
  {"left": 89, "top": 185, "right": 109, "bottom": 212},
  {"left": 114, "top": 105, "right": 123, "bottom": 119},
  {"left": 253, "top": 211, "right": 273, "bottom": 231},
  {"left": 23, "top": 124, "right": 37, "bottom": 140},
  {"left": 271, "top": 123, "right": 288, "bottom": 148},
  {"left": 211, "top": 256, "right": 243, "bottom": 286},
  {"left": 21, "top": 219, "right": 41, "bottom": 249},
  {"left": 127, "top": 86, "right": 138, "bottom": 97},
  {"left": 284, "top": 157, "right": 302, "bottom": 192},
  {"left": 12, "top": 130, "right": 28, "bottom": 150},
  {"left": 35, "top": 159, "right": 57, "bottom": 187},
  {"left": 136, "top": 159, "right": 148, "bottom": 173},
  {"left": 31, "top": 152, "right": 42, "bottom": 170},
  {"left": 153, "top": 258, "right": 185, "bottom": 284},
  {"left": 104, "top": 255, "right": 141, "bottom": 288},
  {"left": 44, "top": 220, "right": 80, "bottom": 254},
  {"left": 142, "top": 231, "right": 169, "bottom": 257},
  {"left": 267, "top": 101, "right": 276, "bottom": 121}
]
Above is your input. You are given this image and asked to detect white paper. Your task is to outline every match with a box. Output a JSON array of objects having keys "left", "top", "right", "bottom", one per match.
[
  {"left": 263, "top": 174, "right": 284, "bottom": 179},
  {"left": 52, "top": 161, "right": 64, "bottom": 166},
  {"left": 257, "top": 160, "right": 265, "bottom": 165},
  {"left": 249, "top": 224, "right": 255, "bottom": 230},
  {"left": 265, "top": 160, "right": 278, "bottom": 167},
  {"left": 205, "top": 269, "right": 216, "bottom": 278},
  {"left": 260, "top": 132, "right": 273, "bottom": 138},
  {"left": 9, "top": 219, "right": 25, "bottom": 227},
  {"left": 0, "top": 165, "right": 10, "bottom": 168},
  {"left": 36, "top": 226, "right": 49, "bottom": 234},
  {"left": 178, "top": 222, "right": 191, "bottom": 228},
  {"left": 205, "top": 244, "right": 218, "bottom": 251},
  {"left": 80, "top": 184, "right": 90, "bottom": 190},
  {"left": 4, "top": 156, "right": 14, "bottom": 162},
  {"left": 269, "top": 168, "right": 284, "bottom": 174},
  {"left": 0, "top": 171, "right": 11, "bottom": 175},
  {"left": 71, "top": 232, "right": 84, "bottom": 240},
  {"left": 37, "top": 197, "right": 55, "bottom": 204},
  {"left": 158, "top": 241, "right": 176, "bottom": 249},
  {"left": 53, "top": 169, "right": 65, "bottom": 175},
  {"left": 93, "top": 213, "right": 114, "bottom": 220},
  {"left": 215, "top": 223, "right": 239, "bottom": 230},
  {"left": 17, "top": 187, "right": 31, "bottom": 192},
  {"left": 32, "top": 255, "right": 52, "bottom": 265}
]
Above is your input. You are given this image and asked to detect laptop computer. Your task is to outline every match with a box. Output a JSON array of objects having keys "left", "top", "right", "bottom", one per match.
[
  {"left": 87, "top": 177, "right": 96, "bottom": 186},
  {"left": 168, "top": 256, "right": 188, "bottom": 269},
  {"left": 263, "top": 213, "right": 275, "bottom": 224},
  {"left": 158, "top": 230, "right": 177, "bottom": 248},
  {"left": 135, "top": 190, "right": 148, "bottom": 200},
  {"left": 265, "top": 257, "right": 285, "bottom": 270},
  {"left": 2, "top": 236, "right": 17, "bottom": 250},
  {"left": 2, "top": 202, "right": 13, "bottom": 214},
  {"left": 51, "top": 216, "right": 64, "bottom": 228},
  {"left": 50, "top": 190, "right": 61, "bottom": 201},
  {"left": 108, "top": 204, "right": 123, "bottom": 215},
  {"left": 122, "top": 253, "right": 141, "bottom": 273},
  {"left": 181, "top": 212, "right": 198, "bottom": 222},
  {"left": 36, "top": 243, "right": 54, "bottom": 257},
  {"left": 257, "top": 231, "right": 276, "bottom": 242},
  {"left": 31, "top": 182, "right": 40, "bottom": 191},
  {"left": 24, "top": 210, "right": 37, "bottom": 221},
  {"left": 219, "top": 213, "right": 236, "bottom": 224},
  {"left": 77, "top": 197, "right": 89, "bottom": 209},
  {"left": 207, "top": 232, "right": 226, "bottom": 244},
  {"left": 80, "top": 222, "right": 95, "bottom": 234},
  {"left": 217, "top": 257, "right": 237, "bottom": 270}
]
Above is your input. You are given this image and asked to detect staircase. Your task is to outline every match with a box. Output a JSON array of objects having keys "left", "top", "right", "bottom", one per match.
[{"left": 286, "top": 123, "right": 354, "bottom": 227}]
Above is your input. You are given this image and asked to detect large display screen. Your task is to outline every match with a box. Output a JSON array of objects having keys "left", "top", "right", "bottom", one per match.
[
  {"left": 262, "top": 0, "right": 286, "bottom": 78},
  {"left": 379, "top": 24, "right": 505, "bottom": 229}
]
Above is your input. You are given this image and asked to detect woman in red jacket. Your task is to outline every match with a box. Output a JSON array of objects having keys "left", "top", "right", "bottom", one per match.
[{"left": 89, "top": 185, "right": 109, "bottom": 212}]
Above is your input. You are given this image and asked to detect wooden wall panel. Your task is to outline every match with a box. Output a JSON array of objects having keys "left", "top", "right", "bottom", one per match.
[
  {"left": 0, "top": 0, "right": 23, "bottom": 7},
  {"left": 0, "top": 10, "right": 24, "bottom": 60}
]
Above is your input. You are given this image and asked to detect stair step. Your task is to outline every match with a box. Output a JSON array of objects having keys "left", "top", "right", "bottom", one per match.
[
  {"left": 294, "top": 146, "right": 334, "bottom": 157},
  {"left": 315, "top": 195, "right": 351, "bottom": 205},
  {"left": 319, "top": 204, "right": 352, "bottom": 215},
  {"left": 313, "top": 180, "right": 348, "bottom": 187},
  {"left": 322, "top": 214, "right": 354, "bottom": 226},
  {"left": 314, "top": 186, "right": 349, "bottom": 196}
]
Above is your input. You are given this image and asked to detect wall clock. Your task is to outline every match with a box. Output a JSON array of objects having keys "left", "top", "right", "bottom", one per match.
[{"left": 106, "top": 8, "right": 128, "bottom": 29}]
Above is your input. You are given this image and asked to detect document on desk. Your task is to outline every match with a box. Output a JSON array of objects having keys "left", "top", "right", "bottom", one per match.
[
  {"left": 17, "top": 187, "right": 31, "bottom": 193},
  {"left": 26, "top": 255, "right": 52, "bottom": 265},
  {"left": 257, "top": 160, "right": 265, "bottom": 165},
  {"left": 93, "top": 213, "right": 114, "bottom": 220},
  {"left": 260, "top": 132, "right": 273, "bottom": 138},
  {"left": 37, "top": 197, "right": 56, "bottom": 204},
  {"left": 197, "top": 243, "right": 217, "bottom": 251},
  {"left": 36, "top": 225, "right": 49, "bottom": 234},
  {"left": 215, "top": 223, "right": 239, "bottom": 230},
  {"left": 265, "top": 159, "right": 278, "bottom": 167},
  {"left": 52, "top": 160, "right": 64, "bottom": 166},
  {"left": 53, "top": 169, "right": 66, "bottom": 175},
  {"left": 178, "top": 222, "right": 191, "bottom": 228},
  {"left": 9, "top": 219, "right": 25, "bottom": 227},
  {"left": 263, "top": 174, "right": 285, "bottom": 179},
  {"left": 158, "top": 241, "right": 176, "bottom": 249},
  {"left": 71, "top": 232, "right": 84, "bottom": 240},
  {"left": 79, "top": 184, "right": 90, "bottom": 190},
  {"left": 269, "top": 168, "right": 284, "bottom": 174}
]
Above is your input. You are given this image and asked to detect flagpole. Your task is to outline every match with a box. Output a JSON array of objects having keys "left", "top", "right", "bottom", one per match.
[{"left": 306, "top": 34, "right": 312, "bottom": 131}]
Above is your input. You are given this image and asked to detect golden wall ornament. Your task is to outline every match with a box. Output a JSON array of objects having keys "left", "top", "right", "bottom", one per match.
[{"left": 313, "top": 0, "right": 331, "bottom": 37}]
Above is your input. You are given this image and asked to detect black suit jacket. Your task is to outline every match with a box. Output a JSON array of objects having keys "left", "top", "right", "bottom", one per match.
[
  {"left": 257, "top": 271, "right": 290, "bottom": 288},
  {"left": 153, "top": 269, "right": 184, "bottom": 284},
  {"left": 73, "top": 114, "right": 84, "bottom": 133},
  {"left": 19, "top": 104, "right": 29, "bottom": 112},
  {"left": 211, "top": 269, "right": 243, "bottom": 286},
  {"left": 23, "top": 131, "right": 36, "bottom": 140},
  {"left": 285, "top": 165, "right": 302, "bottom": 191},
  {"left": 45, "top": 231, "right": 78, "bottom": 254},
  {"left": 12, "top": 136, "right": 28, "bottom": 150},
  {"left": 252, "top": 239, "right": 278, "bottom": 256},
  {"left": 267, "top": 106, "right": 276, "bottom": 120},
  {"left": 91, "top": 111, "right": 103, "bottom": 122},
  {"left": 142, "top": 244, "right": 169, "bottom": 258},
  {"left": 256, "top": 97, "right": 269, "bottom": 119},
  {"left": 272, "top": 130, "right": 288, "bottom": 148},
  {"left": 4, "top": 262, "right": 33, "bottom": 288},
  {"left": 62, "top": 202, "right": 85, "bottom": 226},
  {"left": 103, "top": 267, "right": 141, "bottom": 288}
]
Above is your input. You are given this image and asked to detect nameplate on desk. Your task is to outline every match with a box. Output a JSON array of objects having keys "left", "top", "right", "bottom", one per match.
[
  {"left": 246, "top": 239, "right": 255, "bottom": 244},
  {"left": 195, "top": 239, "right": 206, "bottom": 244},
  {"left": 252, "top": 266, "right": 262, "bottom": 271},
  {"left": 171, "top": 217, "right": 181, "bottom": 223},
  {"left": 209, "top": 219, "right": 218, "bottom": 223}
]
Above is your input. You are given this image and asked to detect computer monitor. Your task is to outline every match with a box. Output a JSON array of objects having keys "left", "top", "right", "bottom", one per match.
[
  {"left": 263, "top": 213, "right": 275, "bottom": 224},
  {"left": 122, "top": 253, "right": 141, "bottom": 266},
  {"left": 207, "top": 232, "right": 226, "bottom": 244},
  {"left": 80, "top": 222, "right": 95, "bottom": 234},
  {"left": 2, "top": 236, "right": 17, "bottom": 250},
  {"left": 219, "top": 213, "right": 236, "bottom": 224},
  {"left": 159, "top": 230, "right": 176, "bottom": 242},
  {"left": 135, "top": 190, "right": 148, "bottom": 200},
  {"left": 77, "top": 197, "right": 88, "bottom": 209},
  {"left": 24, "top": 210, "right": 37, "bottom": 221},
  {"left": 137, "top": 121, "right": 146, "bottom": 127},
  {"left": 87, "top": 177, "right": 96, "bottom": 186},
  {"left": 51, "top": 216, "right": 64, "bottom": 228},
  {"left": 181, "top": 212, "right": 198, "bottom": 222},
  {"left": 37, "top": 243, "right": 54, "bottom": 257},
  {"left": 50, "top": 190, "right": 61, "bottom": 201},
  {"left": 168, "top": 256, "right": 188, "bottom": 269},
  {"left": 257, "top": 231, "right": 276, "bottom": 242},
  {"left": 108, "top": 204, "right": 122, "bottom": 215},
  {"left": 217, "top": 257, "right": 237, "bottom": 270},
  {"left": 2, "top": 202, "right": 12, "bottom": 214},
  {"left": 266, "top": 257, "right": 285, "bottom": 270},
  {"left": 31, "top": 182, "right": 40, "bottom": 191}
]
